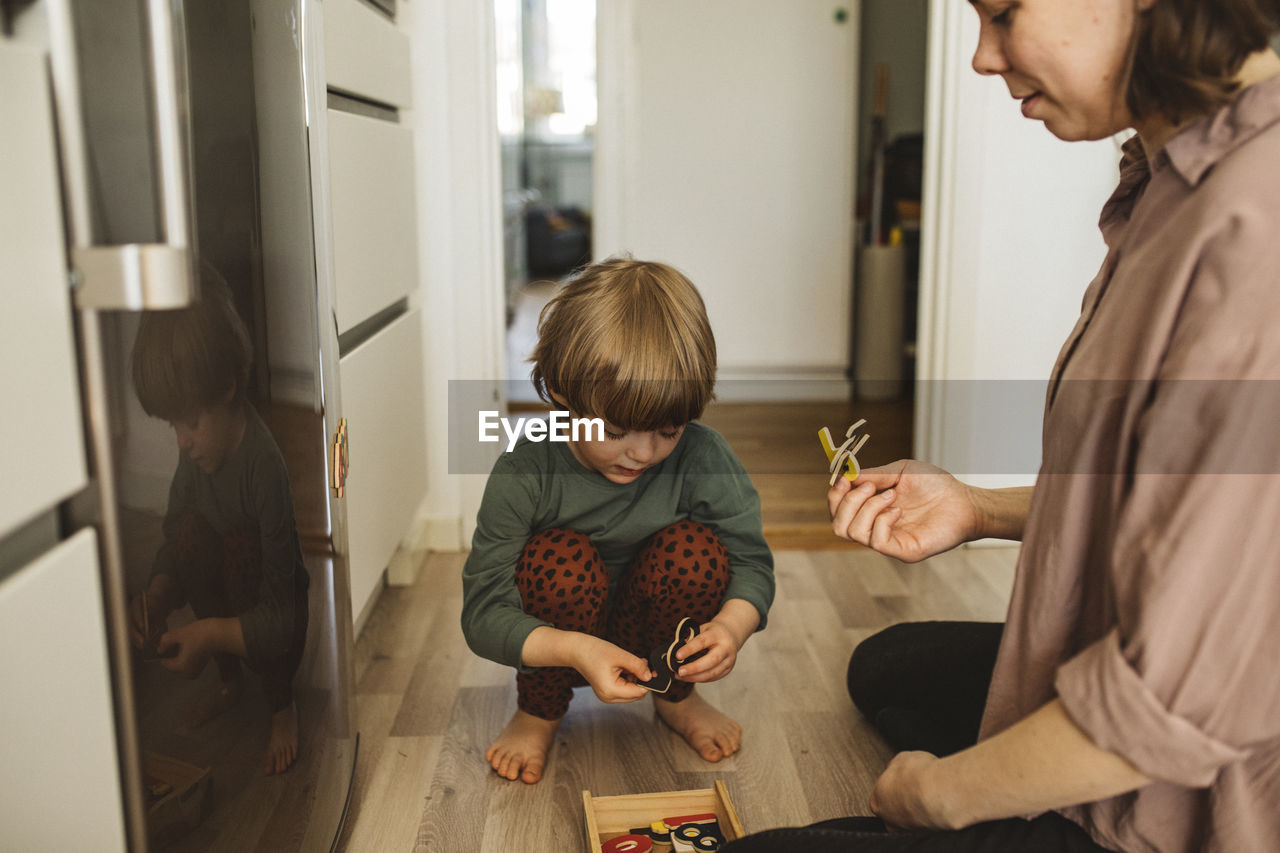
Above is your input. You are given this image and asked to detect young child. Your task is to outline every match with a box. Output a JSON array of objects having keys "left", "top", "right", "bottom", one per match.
[
  {"left": 461, "top": 257, "right": 775, "bottom": 784},
  {"left": 127, "top": 266, "right": 310, "bottom": 776}
]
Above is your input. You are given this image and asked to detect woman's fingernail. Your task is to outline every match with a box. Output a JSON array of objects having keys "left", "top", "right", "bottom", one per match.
[{"left": 882, "top": 488, "right": 895, "bottom": 499}]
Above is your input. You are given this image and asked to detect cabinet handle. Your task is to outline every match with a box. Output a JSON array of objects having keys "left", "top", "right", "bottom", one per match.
[
  {"left": 56, "top": 0, "right": 197, "bottom": 311},
  {"left": 331, "top": 419, "right": 349, "bottom": 497}
]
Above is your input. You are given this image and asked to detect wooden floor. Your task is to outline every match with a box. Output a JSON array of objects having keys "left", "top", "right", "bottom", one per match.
[{"left": 336, "top": 543, "right": 1017, "bottom": 851}]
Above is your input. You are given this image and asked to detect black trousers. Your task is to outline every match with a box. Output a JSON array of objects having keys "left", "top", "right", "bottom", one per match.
[{"left": 721, "top": 621, "right": 1115, "bottom": 853}]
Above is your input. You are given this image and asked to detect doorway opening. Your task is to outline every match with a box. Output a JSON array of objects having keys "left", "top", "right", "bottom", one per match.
[{"left": 496, "top": 0, "right": 597, "bottom": 402}]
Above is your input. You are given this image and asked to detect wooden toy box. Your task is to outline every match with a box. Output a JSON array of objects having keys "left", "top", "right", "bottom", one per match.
[
  {"left": 582, "top": 780, "right": 745, "bottom": 851},
  {"left": 144, "top": 752, "right": 214, "bottom": 847}
]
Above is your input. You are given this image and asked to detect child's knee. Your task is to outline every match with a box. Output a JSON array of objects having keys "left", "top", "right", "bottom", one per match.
[
  {"left": 515, "top": 528, "right": 609, "bottom": 623},
  {"left": 636, "top": 519, "right": 730, "bottom": 592}
]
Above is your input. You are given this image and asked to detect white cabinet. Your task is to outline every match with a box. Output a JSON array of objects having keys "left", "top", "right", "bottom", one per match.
[
  {"left": 323, "top": 0, "right": 411, "bottom": 108},
  {"left": 0, "top": 43, "right": 89, "bottom": 534},
  {"left": 0, "top": 530, "right": 127, "bottom": 853},
  {"left": 339, "top": 309, "right": 428, "bottom": 621},
  {"left": 0, "top": 43, "right": 124, "bottom": 851},
  {"left": 319, "top": 0, "right": 428, "bottom": 621},
  {"left": 328, "top": 110, "right": 420, "bottom": 334}
]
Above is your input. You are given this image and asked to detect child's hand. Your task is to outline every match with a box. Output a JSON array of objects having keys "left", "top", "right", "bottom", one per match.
[
  {"left": 570, "top": 635, "right": 653, "bottom": 704},
  {"left": 158, "top": 620, "right": 214, "bottom": 678},
  {"left": 128, "top": 594, "right": 150, "bottom": 650},
  {"left": 672, "top": 620, "right": 741, "bottom": 683},
  {"left": 672, "top": 598, "right": 761, "bottom": 683},
  {"left": 129, "top": 578, "right": 174, "bottom": 650}
]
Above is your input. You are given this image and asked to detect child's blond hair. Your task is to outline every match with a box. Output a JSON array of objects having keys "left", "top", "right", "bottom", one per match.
[
  {"left": 530, "top": 257, "right": 717, "bottom": 430},
  {"left": 131, "top": 263, "right": 253, "bottom": 421}
]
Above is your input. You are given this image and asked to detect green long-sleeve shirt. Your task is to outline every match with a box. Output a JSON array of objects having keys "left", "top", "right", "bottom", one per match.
[
  {"left": 461, "top": 421, "right": 774, "bottom": 669},
  {"left": 151, "top": 404, "right": 309, "bottom": 665}
]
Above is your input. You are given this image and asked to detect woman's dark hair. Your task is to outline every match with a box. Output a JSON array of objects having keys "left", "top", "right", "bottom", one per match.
[{"left": 1128, "top": 0, "right": 1280, "bottom": 124}]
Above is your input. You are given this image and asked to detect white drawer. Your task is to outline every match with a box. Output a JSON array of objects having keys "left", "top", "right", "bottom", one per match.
[
  {"left": 323, "top": 0, "right": 411, "bottom": 108},
  {"left": 328, "top": 109, "right": 420, "bottom": 334},
  {"left": 338, "top": 309, "right": 428, "bottom": 621},
  {"left": 0, "top": 44, "right": 88, "bottom": 535},
  {"left": 0, "top": 529, "right": 127, "bottom": 852}
]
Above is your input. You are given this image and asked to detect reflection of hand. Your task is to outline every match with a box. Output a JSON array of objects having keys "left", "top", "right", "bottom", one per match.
[
  {"left": 158, "top": 620, "right": 214, "bottom": 678},
  {"left": 569, "top": 635, "right": 652, "bottom": 704},
  {"left": 128, "top": 590, "right": 169, "bottom": 651},
  {"left": 828, "top": 460, "right": 979, "bottom": 563},
  {"left": 128, "top": 594, "right": 148, "bottom": 650},
  {"left": 870, "top": 750, "right": 950, "bottom": 832}
]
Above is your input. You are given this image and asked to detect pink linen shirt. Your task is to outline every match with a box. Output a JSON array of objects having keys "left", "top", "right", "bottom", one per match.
[{"left": 979, "top": 73, "right": 1280, "bottom": 853}]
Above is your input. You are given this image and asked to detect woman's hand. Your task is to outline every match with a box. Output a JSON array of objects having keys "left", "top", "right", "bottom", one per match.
[
  {"left": 828, "top": 460, "right": 981, "bottom": 562},
  {"left": 869, "top": 750, "right": 956, "bottom": 832},
  {"left": 569, "top": 634, "right": 653, "bottom": 704},
  {"left": 673, "top": 599, "right": 760, "bottom": 683}
]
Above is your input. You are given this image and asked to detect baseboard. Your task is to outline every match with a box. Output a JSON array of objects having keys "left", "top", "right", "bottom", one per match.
[
  {"left": 352, "top": 570, "right": 385, "bottom": 638},
  {"left": 713, "top": 368, "right": 853, "bottom": 402},
  {"left": 385, "top": 546, "right": 422, "bottom": 586},
  {"left": 385, "top": 516, "right": 464, "bottom": 587},
  {"left": 419, "top": 515, "right": 463, "bottom": 552},
  {"left": 962, "top": 539, "right": 1022, "bottom": 551}
]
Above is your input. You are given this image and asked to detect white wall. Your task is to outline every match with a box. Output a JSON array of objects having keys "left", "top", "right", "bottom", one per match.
[
  {"left": 916, "top": 0, "right": 1121, "bottom": 486},
  {"left": 406, "top": 0, "right": 507, "bottom": 550}
]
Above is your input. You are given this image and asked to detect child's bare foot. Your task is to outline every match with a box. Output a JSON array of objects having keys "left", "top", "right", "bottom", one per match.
[
  {"left": 264, "top": 702, "right": 299, "bottom": 775},
  {"left": 181, "top": 675, "right": 242, "bottom": 731},
  {"left": 485, "top": 710, "right": 561, "bottom": 784},
  {"left": 655, "top": 689, "right": 742, "bottom": 762}
]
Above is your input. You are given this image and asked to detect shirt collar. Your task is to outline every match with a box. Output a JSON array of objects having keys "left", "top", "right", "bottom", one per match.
[
  {"left": 1098, "top": 72, "right": 1280, "bottom": 245},
  {"left": 1098, "top": 135, "right": 1149, "bottom": 245},
  {"left": 1164, "top": 71, "right": 1280, "bottom": 186}
]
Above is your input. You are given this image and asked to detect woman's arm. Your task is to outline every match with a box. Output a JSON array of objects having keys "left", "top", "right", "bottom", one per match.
[
  {"left": 969, "top": 485, "right": 1035, "bottom": 541},
  {"left": 871, "top": 699, "right": 1150, "bottom": 831}
]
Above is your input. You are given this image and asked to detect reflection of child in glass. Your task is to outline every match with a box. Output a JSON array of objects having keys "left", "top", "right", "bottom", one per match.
[
  {"left": 461, "top": 257, "right": 775, "bottom": 784},
  {"left": 127, "top": 267, "right": 310, "bottom": 775}
]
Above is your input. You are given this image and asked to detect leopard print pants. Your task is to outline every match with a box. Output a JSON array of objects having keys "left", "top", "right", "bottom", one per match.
[{"left": 514, "top": 520, "right": 730, "bottom": 720}]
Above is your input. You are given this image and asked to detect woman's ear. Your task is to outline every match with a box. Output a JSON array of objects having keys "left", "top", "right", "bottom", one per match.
[{"left": 548, "top": 389, "right": 570, "bottom": 409}]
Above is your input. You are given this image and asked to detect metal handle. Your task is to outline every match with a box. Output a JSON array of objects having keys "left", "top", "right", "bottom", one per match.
[
  {"left": 143, "top": 0, "right": 193, "bottom": 253},
  {"left": 60, "top": 0, "right": 197, "bottom": 311}
]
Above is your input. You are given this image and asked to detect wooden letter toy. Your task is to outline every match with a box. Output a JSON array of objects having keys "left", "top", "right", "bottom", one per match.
[
  {"left": 640, "top": 617, "right": 704, "bottom": 694},
  {"left": 819, "top": 418, "right": 869, "bottom": 486},
  {"left": 602, "top": 834, "right": 654, "bottom": 853},
  {"left": 663, "top": 814, "right": 724, "bottom": 852},
  {"left": 627, "top": 821, "right": 673, "bottom": 853}
]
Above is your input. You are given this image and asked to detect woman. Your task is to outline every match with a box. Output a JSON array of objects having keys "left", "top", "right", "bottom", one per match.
[{"left": 725, "top": 0, "right": 1280, "bottom": 851}]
